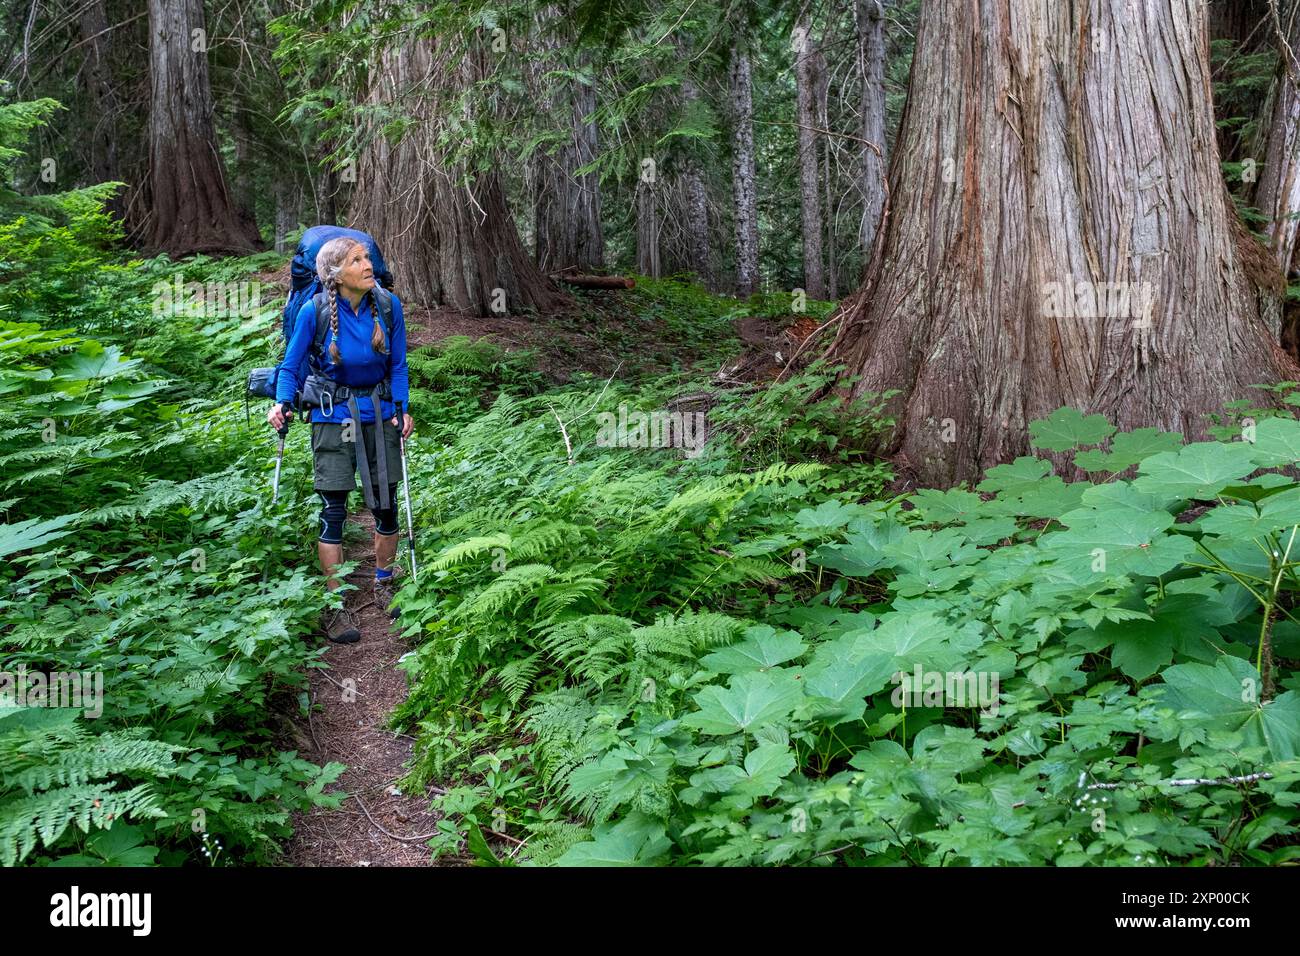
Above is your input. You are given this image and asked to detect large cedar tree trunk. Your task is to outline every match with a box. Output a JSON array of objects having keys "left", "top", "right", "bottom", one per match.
[
  {"left": 143, "top": 0, "right": 260, "bottom": 255},
  {"left": 532, "top": 21, "right": 604, "bottom": 275},
  {"left": 351, "top": 35, "right": 568, "bottom": 315},
  {"left": 824, "top": 0, "right": 1293, "bottom": 487}
]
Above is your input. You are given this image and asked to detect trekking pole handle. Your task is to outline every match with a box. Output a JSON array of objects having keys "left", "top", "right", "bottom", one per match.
[{"left": 276, "top": 402, "right": 293, "bottom": 438}]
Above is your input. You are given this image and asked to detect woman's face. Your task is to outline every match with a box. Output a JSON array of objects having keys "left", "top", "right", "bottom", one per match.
[{"left": 338, "top": 244, "right": 375, "bottom": 294}]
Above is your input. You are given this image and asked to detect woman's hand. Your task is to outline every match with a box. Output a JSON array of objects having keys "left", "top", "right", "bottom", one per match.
[
  {"left": 390, "top": 413, "right": 413, "bottom": 439},
  {"left": 267, "top": 402, "right": 294, "bottom": 432}
]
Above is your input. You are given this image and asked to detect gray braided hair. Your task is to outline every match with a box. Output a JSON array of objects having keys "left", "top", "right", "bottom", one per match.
[{"left": 315, "top": 237, "right": 387, "bottom": 364}]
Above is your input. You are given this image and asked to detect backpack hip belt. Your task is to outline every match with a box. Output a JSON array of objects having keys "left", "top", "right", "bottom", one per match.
[{"left": 298, "top": 375, "right": 392, "bottom": 416}]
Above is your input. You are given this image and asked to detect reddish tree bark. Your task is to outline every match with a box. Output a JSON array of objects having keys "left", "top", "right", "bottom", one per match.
[
  {"left": 351, "top": 34, "right": 568, "bottom": 316},
  {"left": 143, "top": 0, "right": 260, "bottom": 256},
  {"left": 823, "top": 0, "right": 1294, "bottom": 487}
]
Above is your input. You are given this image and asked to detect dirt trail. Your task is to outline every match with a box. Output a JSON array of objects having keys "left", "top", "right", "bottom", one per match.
[{"left": 283, "top": 511, "right": 460, "bottom": 867}]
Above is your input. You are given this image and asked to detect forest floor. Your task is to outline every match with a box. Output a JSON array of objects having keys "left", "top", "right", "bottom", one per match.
[
  {"left": 283, "top": 511, "right": 464, "bottom": 867},
  {"left": 266, "top": 268, "right": 804, "bottom": 866}
]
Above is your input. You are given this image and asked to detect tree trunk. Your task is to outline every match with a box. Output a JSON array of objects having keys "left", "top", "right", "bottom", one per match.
[
  {"left": 1255, "top": 1, "right": 1300, "bottom": 273},
  {"left": 856, "top": 0, "right": 888, "bottom": 265},
  {"left": 730, "top": 17, "right": 760, "bottom": 296},
  {"left": 232, "top": 106, "right": 257, "bottom": 226},
  {"left": 351, "top": 34, "right": 568, "bottom": 315},
  {"left": 274, "top": 178, "right": 299, "bottom": 254},
  {"left": 823, "top": 0, "right": 1293, "bottom": 488},
  {"left": 532, "top": 21, "right": 604, "bottom": 275},
  {"left": 680, "top": 69, "right": 713, "bottom": 289},
  {"left": 78, "top": 0, "right": 124, "bottom": 220},
  {"left": 794, "top": 14, "right": 826, "bottom": 300},
  {"left": 1213, "top": 2, "right": 1275, "bottom": 176},
  {"left": 143, "top": 0, "right": 260, "bottom": 255},
  {"left": 817, "top": 37, "right": 837, "bottom": 300},
  {"left": 636, "top": 179, "right": 661, "bottom": 278},
  {"left": 315, "top": 159, "right": 337, "bottom": 225}
]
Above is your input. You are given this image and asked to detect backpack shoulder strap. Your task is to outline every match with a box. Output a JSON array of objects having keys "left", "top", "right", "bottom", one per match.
[
  {"left": 308, "top": 289, "right": 393, "bottom": 367},
  {"left": 311, "top": 291, "right": 331, "bottom": 368},
  {"left": 372, "top": 287, "right": 392, "bottom": 341},
  {"left": 370, "top": 287, "right": 393, "bottom": 355}
]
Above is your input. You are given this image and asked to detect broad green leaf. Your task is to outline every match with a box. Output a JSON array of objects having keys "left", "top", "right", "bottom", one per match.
[
  {"left": 977, "top": 457, "right": 1052, "bottom": 496},
  {"left": 0, "top": 511, "right": 81, "bottom": 559},
  {"left": 682, "top": 670, "right": 804, "bottom": 736},
  {"left": 1154, "top": 656, "right": 1300, "bottom": 761},
  {"left": 1132, "top": 441, "right": 1258, "bottom": 500},
  {"left": 1079, "top": 593, "right": 1222, "bottom": 681},
  {"left": 812, "top": 518, "right": 908, "bottom": 577},
  {"left": 689, "top": 744, "right": 796, "bottom": 802},
  {"left": 1029, "top": 407, "right": 1116, "bottom": 452},
  {"left": 53, "top": 343, "right": 141, "bottom": 382},
  {"left": 1247, "top": 416, "right": 1300, "bottom": 468},
  {"left": 990, "top": 478, "right": 1086, "bottom": 519},
  {"left": 882, "top": 528, "right": 979, "bottom": 573},
  {"left": 1197, "top": 487, "right": 1300, "bottom": 540},
  {"left": 910, "top": 488, "right": 984, "bottom": 524},
  {"left": 741, "top": 743, "right": 797, "bottom": 791},
  {"left": 1219, "top": 473, "right": 1294, "bottom": 503},
  {"left": 1071, "top": 480, "right": 1179, "bottom": 518},
  {"left": 554, "top": 813, "right": 671, "bottom": 866},
  {"left": 1073, "top": 428, "right": 1184, "bottom": 473},
  {"left": 1040, "top": 509, "right": 1194, "bottom": 577},
  {"left": 804, "top": 632, "right": 900, "bottom": 720},
  {"left": 792, "top": 499, "right": 860, "bottom": 533},
  {"left": 699, "top": 626, "right": 806, "bottom": 674}
]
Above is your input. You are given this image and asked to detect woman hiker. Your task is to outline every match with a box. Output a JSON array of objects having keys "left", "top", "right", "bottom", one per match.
[{"left": 267, "top": 236, "right": 413, "bottom": 644}]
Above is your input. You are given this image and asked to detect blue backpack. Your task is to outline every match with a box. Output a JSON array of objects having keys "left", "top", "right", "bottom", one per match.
[{"left": 248, "top": 225, "right": 397, "bottom": 402}]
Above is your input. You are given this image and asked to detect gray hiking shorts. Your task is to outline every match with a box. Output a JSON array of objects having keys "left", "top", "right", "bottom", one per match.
[{"left": 311, "top": 418, "right": 402, "bottom": 497}]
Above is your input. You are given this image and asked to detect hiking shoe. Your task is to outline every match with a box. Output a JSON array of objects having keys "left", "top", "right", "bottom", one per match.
[
  {"left": 373, "top": 568, "right": 401, "bottom": 620},
  {"left": 322, "top": 607, "right": 361, "bottom": 644}
]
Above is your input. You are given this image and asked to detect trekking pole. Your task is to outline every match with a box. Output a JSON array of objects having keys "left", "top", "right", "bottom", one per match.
[
  {"left": 271, "top": 406, "right": 292, "bottom": 504},
  {"left": 396, "top": 400, "right": 418, "bottom": 582}
]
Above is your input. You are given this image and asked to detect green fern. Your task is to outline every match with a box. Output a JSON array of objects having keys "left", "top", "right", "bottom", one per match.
[{"left": 0, "top": 709, "right": 181, "bottom": 866}]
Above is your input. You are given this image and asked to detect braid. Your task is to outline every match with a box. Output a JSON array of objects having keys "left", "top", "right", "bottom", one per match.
[{"left": 327, "top": 280, "right": 341, "bottom": 364}]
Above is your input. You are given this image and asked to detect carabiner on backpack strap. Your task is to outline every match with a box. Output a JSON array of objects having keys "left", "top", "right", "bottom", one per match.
[{"left": 320, "top": 388, "right": 333, "bottom": 417}]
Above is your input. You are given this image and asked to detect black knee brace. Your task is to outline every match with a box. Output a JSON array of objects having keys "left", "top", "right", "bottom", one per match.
[
  {"left": 318, "top": 490, "right": 349, "bottom": 543},
  {"left": 372, "top": 484, "right": 399, "bottom": 536}
]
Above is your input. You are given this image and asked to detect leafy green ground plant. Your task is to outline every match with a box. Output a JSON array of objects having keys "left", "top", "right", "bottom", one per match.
[
  {"left": 395, "top": 374, "right": 1300, "bottom": 866},
  {"left": 1, "top": 101, "right": 345, "bottom": 865}
]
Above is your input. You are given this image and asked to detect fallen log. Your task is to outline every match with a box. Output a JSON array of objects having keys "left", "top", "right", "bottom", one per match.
[{"left": 556, "top": 273, "right": 635, "bottom": 290}]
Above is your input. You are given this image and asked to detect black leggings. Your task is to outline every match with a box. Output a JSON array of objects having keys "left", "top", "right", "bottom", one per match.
[{"left": 317, "top": 486, "right": 399, "bottom": 543}]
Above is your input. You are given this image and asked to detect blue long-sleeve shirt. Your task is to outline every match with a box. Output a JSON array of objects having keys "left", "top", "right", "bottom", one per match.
[{"left": 276, "top": 290, "right": 409, "bottom": 424}]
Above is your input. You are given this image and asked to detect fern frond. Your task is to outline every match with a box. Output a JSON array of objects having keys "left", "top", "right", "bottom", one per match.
[
  {"left": 0, "top": 782, "right": 166, "bottom": 865},
  {"left": 452, "top": 563, "right": 555, "bottom": 619},
  {"left": 431, "top": 533, "right": 514, "bottom": 571}
]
